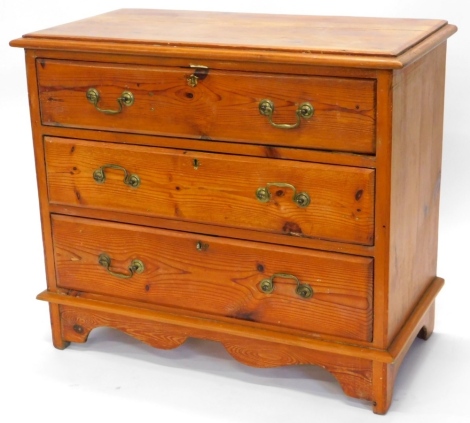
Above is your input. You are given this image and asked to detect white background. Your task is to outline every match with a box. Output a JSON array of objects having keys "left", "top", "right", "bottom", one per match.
[{"left": 1, "top": 1, "right": 469, "bottom": 422}]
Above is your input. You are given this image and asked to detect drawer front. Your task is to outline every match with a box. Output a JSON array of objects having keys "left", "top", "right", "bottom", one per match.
[
  {"left": 37, "top": 60, "right": 376, "bottom": 154},
  {"left": 52, "top": 215, "right": 374, "bottom": 342},
  {"left": 45, "top": 137, "right": 375, "bottom": 245}
]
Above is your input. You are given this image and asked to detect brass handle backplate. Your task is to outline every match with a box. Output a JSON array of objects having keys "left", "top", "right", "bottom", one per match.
[
  {"left": 98, "top": 253, "right": 144, "bottom": 279},
  {"left": 256, "top": 182, "right": 310, "bottom": 208},
  {"left": 259, "top": 99, "right": 314, "bottom": 129},
  {"left": 86, "top": 88, "right": 134, "bottom": 115},
  {"left": 259, "top": 273, "right": 313, "bottom": 299},
  {"left": 93, "top": 164, "right": 140, "bottom": 188}
]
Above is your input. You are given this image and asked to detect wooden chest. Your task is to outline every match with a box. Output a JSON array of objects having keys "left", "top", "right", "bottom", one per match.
[{"left": 10, "top": 9, "right": 457, "bottom": 413}]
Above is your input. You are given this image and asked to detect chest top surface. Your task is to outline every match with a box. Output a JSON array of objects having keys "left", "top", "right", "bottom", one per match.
[{"left": 10, "top": 9, "right": 456, "bottom": 69}]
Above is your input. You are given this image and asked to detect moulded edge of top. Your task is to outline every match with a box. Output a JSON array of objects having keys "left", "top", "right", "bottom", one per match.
[{"left": 9, "top": 9, "right": 458, "bottom": 70}]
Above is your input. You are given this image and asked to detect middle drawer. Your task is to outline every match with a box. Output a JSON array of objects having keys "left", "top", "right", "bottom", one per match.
[{"left": 45, "top": 137, "right": 375, "bottom": 245}]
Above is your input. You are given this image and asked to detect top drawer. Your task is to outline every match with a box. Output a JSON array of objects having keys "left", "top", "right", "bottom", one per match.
[{"left": 37, "top": 60, "right": 376, "bottom": 154}]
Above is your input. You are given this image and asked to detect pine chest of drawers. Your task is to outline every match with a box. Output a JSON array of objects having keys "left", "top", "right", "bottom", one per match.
[{"left": 10, "top": 9, "right": 457, "bottom": 414}]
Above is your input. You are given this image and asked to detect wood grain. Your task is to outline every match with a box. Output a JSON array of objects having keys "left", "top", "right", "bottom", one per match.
[
  {"left": 23, "top": 51, "right": 70, "bottom": 350},
  {"left": 10, "top": 24, "right": 458, "bottom": 70},
  {"left": 40, "top": 124, "right": 377, "bottom": 169},
  {"left": 37, "top": 59, "right": 376, "bottom": 154},
  {"left": 48, "top": 203, "right": 375, "bottom": 258},
  {"left": 57, "top": 295, "right": 442, "bottom": 413},
  {"left": 371, "top": 69, "right": 394, "bottom": 349},
  {"left": 23, "top": 47, "right": 381, "bottom": 79},
  {"left": 386, "top": 43, "right": 447, "bottom": 343},
  {"left": 60, "top": 304, "right": 187, "bottom": 349},
  {"left": 59, "top": 303, "right": 374, "bottom": 402},
  {"left": 51, "top": 215, "right": 374, "bottom": 342},
  {"left": 21, "top": 9, "right": 446, "bottom": 57},
  {"left": 45, "top": 137, "right": 375, "bottom": 245},
  {"left": 39, "top": 290, "right": 390, "bottom": 362},
  {"left": 39, "top": 274, "right": 443, "bottom": 414}
]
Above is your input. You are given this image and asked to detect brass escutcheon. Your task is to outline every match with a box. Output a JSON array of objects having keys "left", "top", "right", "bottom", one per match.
[
  {"left": 259, "top": 273, "right": 313, "bottom": 299},
  {"left": 196, "top": 241, "right": 209, "bottom": 251},
  {"left": 256, "top": 182, "right": 310, "bottom": 208},
  {"left": 86, "top": 88, "right": 134, "bottom": 114},
  {"left": 259, "top": 99, "right": 314, "bottom": 129}
]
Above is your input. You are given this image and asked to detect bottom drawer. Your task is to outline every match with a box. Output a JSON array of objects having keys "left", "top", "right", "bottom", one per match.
[{"left": 51, "top": 215, "right": 373, "bottom": 342}]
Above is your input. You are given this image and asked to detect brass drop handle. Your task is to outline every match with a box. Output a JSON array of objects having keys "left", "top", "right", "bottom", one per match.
[
  {"left": 259, "top": 99, "right": 314, "bottom": 129},
  {"left": 86, "top": 88, "right": 134, "bottom": 115},
  {"left": 93, "top": 164, "right": 140, "bottom": 188},
  {"left": 98, "top": 253, "right": 144, "bottom": 279},
  {"left": 256, "top": 182, "right": 310, "bottom": 208},
  {"left": 259, "top": 273, "right": 313, "bottom": 299}
]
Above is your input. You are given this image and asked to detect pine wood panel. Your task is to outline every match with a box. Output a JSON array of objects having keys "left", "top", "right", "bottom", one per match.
[
  {"left": 37, "top": 274, "right": 442, "bottom": 414},
  {"left": 386, "top": 43, "right": 448, "bottom": 343},
  {"left": 10, "top": 24, "right": 458, "bottom": 70},
  {"left": 37, "top": 60, "right": 376, "bottom": 154},
  {"left": 22, "top": 10, "right": 446, "bottom": 57},
  {"left": 59, "top": 304, "right": 374, "bottom": 401},
  {"left": 57, "top": 293, "right": 442, "bottom": 414},
  {"left": 371, "top": 70, "right": 394, "bottom": 348},
  {"left": 45, "top": 137, "right": 375, "bottom": 245},
  {"left": 40, "top": 276, "right": 443, "bottom": 364},
  {"left": 51, "top": 215, "right": 374, "bottom": 342},
  {"left": 26, "top": 48, "right": 381, "bottom": 79},
  {"left": 48, "top": 203, "right": 375, "bottom": 257},
  {"left": 61, "top": 304, "right": 187, "bottom": 349},
  {"left": 41, "top": 124, "right": 377, "bottom": 169}
]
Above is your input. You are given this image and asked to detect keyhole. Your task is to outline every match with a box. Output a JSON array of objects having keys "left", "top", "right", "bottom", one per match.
[
  {"left": 193, "top": 159, "right": 200, "bottom": 169},
  {"left": 196, "top": 241, "right": 208, "bottom": 251}
]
